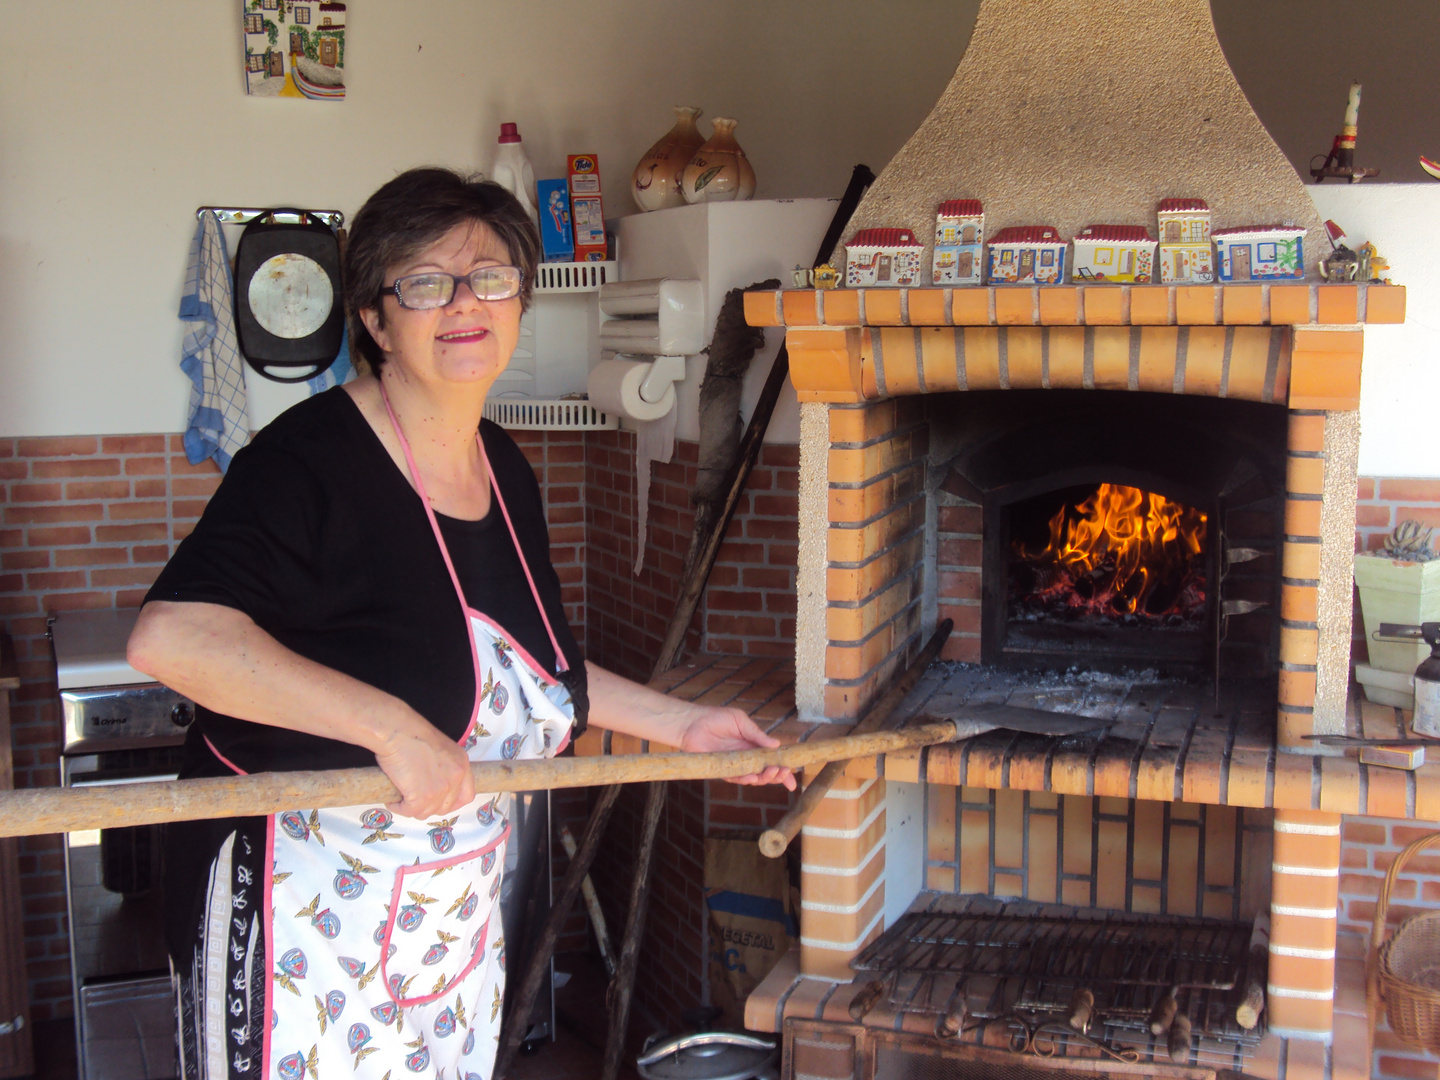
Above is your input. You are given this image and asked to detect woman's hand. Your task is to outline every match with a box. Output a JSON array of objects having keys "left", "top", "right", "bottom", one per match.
[
  {"left": 373, "top": 718, "right": 476, "bottom": 820},
  {"left": 129, "top": 601, "right": 479, "bottom": 817},
  {"left": 677, "top": 707, "right": 797, "bottom": 791},
  {"left": 584, "top": 662, "right": 796, "bottom": 789}
]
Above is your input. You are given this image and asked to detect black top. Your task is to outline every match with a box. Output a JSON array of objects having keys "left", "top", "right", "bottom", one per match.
[{"left": 147, "top": 387, "right": 587, "bottom": 779}]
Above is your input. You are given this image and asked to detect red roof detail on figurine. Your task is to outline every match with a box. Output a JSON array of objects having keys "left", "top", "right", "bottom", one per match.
[
  {"left": 848, "top": 228, "right": 923, "bottom": 248},
  {"left": 937, "top": 200, "right": 984, "bottom": 217},
  {"left": 989, "top": 226, "right": 1062, "bottom": 244},
  {"left": 1157, "top": 198, "right": 1209, "bottom": 213},
  {"left": 1076, "top": 225, "right": 1156, "bottom": 243},
  {"left": 1212, "top": 224, "right": 1305, "bottom": 237}
]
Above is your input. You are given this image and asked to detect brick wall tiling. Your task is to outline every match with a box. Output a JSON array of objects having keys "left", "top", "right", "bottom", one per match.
[
  {"left": 0, "top": 428, "right": 801, "bottom": 1031},
  {"left": 5, "top": 428, "right": 1440, "bottom": 1064}
]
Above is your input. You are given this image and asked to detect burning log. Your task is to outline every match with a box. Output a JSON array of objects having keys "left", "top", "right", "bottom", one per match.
[
  {"left": 1233, "top": 915, "right": 1269, "bottom": 1029},
  {"left": 934, "top": 996, "right": 967, "bottom": 1039},
  {"left": 1167, "top": 1012, "right": 1193, "bottom": 1064},
  {"left": 1148, "top": 985, "right": 1179, "bottom": 1035},
  {"left": 1066, "top": 987, "right": 1095, "bottom": 1032},
  {"left": 848, "top": 977, "right": 890, "bottom": 1022}
]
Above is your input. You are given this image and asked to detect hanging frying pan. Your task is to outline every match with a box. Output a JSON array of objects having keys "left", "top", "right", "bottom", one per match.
[{"left": 233, "top": 208, "right": 344, "bottom": 383}]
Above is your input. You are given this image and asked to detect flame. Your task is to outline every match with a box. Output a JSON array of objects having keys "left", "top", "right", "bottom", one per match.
[{"left": 1013, "top": 484, "right": 1207, "bottom": 621}]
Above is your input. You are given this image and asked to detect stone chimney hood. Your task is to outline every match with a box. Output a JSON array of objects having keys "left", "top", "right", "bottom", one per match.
[{"left": 843, "top": 0, "right": 1326, "bottom": 274}]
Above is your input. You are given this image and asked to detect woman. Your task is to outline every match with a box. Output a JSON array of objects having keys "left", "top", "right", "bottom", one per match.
[{"left": 129, "top": 167, "right": 794, "bottom": 1080}]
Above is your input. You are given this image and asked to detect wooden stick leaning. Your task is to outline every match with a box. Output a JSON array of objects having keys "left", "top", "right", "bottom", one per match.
[
  {"left": 758, "top": 619, "right": 954, "bottom": 859},
  {"left": 0, "top": 722, "right": 961, "bottom": 839}
]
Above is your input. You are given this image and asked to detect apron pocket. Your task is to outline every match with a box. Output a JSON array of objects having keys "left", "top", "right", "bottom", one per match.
[{"left": 379, "top": 824, "right": 508, "bottom": 1008}]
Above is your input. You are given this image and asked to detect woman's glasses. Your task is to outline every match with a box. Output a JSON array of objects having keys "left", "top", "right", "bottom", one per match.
[{"left": 382, "top": 266, "right": 524, "bottom": 309}]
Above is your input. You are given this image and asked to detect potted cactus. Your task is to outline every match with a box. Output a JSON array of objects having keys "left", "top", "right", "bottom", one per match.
[{"left": 1354, "top": 521, "right": 1440, "bottom": 708}]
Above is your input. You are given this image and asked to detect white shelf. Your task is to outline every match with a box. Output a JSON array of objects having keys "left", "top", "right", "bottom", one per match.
[
  {"left": 532, "top": 261, "right": 617, "bottom": 294},
  {"left": 483, "top": 398, "right": 617, "bottom": 431}
]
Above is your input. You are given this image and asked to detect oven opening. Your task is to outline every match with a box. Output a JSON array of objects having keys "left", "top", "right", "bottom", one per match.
[{"left": 1003, "top": 483, "right": 1210, "bottom": 669}]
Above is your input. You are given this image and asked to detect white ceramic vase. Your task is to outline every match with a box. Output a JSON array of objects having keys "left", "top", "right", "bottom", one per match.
[{"left": 681, "top": 118, "right": 756, "bottom": 204}]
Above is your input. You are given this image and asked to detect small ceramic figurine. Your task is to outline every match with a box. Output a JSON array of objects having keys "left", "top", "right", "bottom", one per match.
[
  {"left": 1071, "top": 225, "right": 1157, "bottom": 283},
  {"left": 1156, "top": 198, "right": 1213, "bottom": 283},
  {"left": 986, "top": 226, "right": 1066, "bottom": 285},
  {"left": 932, "top": 199, "right": 985, "bottom": 285},
  {"left": 811, "top": 264, "right": 842, "bottom": 290},
  {"left": 1213, "top": 225, "right": 1306, "bottom": 281},
  {"left": 1318, "top": 220, "right": 1358, "bottom": 282},
  {"left": 1310, "top": 83, "right": 1379, "bottom": 182},
  {"left": 792, "top": 266, "right": 813, "bottom": 289},
  {"left": 845, "top": 229, "right": 924, "bottom": 287},
  {"left": 1357, "top": 241, "right": 1390, "bottom": 284}
]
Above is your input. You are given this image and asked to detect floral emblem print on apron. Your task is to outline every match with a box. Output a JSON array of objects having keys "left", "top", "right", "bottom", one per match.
[{"left": 260, "top": 390, "right": 576, "bottom": 1080}]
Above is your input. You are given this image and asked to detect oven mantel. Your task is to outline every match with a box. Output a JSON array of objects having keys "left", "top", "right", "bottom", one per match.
[{"left": 744, "top": 283, "right": 1404, "bottom": 407}]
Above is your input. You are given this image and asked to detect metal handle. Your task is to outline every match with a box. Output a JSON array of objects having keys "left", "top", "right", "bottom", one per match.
[{"left": 636, "top": 1032, "right": 776, "bottom": 1067}]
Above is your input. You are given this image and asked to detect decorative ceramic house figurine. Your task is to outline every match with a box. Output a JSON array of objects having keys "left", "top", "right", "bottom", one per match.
[
  {"left": 1156, "top": 198, "right": 1214, "bottom": 283},
  {"left": 932, "top": 199, "right": 985, "bottom": 285},
  {"left": 845, "top": 228, "right": 924, "bottom": 287},
  {"left": 986, "top": 226, "right": 1066, "bottom": 284},
  {"left": 1071, "top": 225, "right": 1157, "bottom": 283},
  {"left": 1213, "top": 225, "right": 1306, "bottom": 281}
]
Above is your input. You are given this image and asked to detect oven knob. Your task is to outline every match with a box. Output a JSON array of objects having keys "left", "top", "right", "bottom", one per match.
[{"left": 170, "top": 701, "right": 194, "bottom": 728}]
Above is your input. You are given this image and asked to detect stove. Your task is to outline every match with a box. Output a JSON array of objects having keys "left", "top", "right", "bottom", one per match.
[{"left": 52, "top": 608, "right": 191, "bottom": 1080}]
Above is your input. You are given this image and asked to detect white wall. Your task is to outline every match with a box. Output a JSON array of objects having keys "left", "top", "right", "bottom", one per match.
[
  {"left": 1307, "top": 185, "right": 1440, "bottom": 478},
  {"left": 0, "top": 1, "right": 970, "bottom": 440},
  {"left": 2, "top": 4, "right": 1437, "bottom": 479}
]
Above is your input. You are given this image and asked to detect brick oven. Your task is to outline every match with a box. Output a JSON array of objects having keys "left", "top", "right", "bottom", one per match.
[
  {"left": 715, "top": 0, "right": 1437, "bottom": 1074},
  {"left": 738, "top": 278, "right": 1411, "bottom": 1077}
]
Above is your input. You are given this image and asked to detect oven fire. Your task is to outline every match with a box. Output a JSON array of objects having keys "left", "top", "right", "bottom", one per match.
[{"left": 1010, "top": 484, "right": 1208, "bottom": 627}]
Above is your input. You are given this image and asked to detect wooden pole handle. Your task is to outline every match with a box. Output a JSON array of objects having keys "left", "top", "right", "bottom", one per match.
[
  {"left": 0, "top": 721, "right": 959, "bottom": 839},
  {"left": 757, "top": 621, "right": 953, "bottom": 859}
]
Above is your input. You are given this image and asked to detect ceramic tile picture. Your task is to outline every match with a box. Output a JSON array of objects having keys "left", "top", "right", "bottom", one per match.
[{"left": 242, "top": 1, "right": 346, "bottom": 100}]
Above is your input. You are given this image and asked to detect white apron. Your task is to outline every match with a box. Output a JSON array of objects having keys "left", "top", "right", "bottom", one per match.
[{"left": 248, "top": 396, "right": 576, "bottom": 1080}]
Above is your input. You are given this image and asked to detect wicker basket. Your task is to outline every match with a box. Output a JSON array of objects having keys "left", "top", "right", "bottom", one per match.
[{"left": 1372, "top": 831, "right": 1440, "bottom": 1051}]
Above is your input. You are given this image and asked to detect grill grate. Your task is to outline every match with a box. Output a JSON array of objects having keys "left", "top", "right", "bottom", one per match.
[{"left": 849, "top": 898, "right": 1263, "bottom": 1066}]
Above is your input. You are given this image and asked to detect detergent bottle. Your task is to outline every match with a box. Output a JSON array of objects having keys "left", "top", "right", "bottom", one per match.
[{"left": 491, "top": 122, "right": 538, "bottom": 222}]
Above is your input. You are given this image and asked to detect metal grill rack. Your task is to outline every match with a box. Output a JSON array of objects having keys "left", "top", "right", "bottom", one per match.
[{"left": 850, "top": 898, "right": 1263, "bottom": 1067}]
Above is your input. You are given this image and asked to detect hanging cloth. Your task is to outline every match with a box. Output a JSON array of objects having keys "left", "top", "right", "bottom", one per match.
[{"left": 179, "top": 211, "right": 250, "bottom": 472}]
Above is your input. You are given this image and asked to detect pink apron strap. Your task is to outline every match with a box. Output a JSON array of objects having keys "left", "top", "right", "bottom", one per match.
[{"left": 379, "top": 386, "right": 570, "bottom": 674}]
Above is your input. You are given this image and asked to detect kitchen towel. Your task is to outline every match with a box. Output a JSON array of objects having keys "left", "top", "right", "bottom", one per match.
[
  {"left": 305, "top": 327, "right": 354, "bottom": 395},
  {"left": 179, "top": 211, "right": 249, "bottom": 472},
  {"left": 632, "top": 406, "right": 677, "bottom": 576}
]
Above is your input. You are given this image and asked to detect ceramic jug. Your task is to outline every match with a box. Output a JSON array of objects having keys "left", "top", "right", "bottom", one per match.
[
  {"left": 681, "top": 118, "right": 756, "bottom": 204},
  {"left": 631, "top": 106, "right": 705, "bottom": 212}
]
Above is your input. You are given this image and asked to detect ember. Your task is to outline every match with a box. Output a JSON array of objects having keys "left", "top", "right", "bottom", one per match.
[{"left": 1011, "top": 484, "right": 1207, "bottom": 625}]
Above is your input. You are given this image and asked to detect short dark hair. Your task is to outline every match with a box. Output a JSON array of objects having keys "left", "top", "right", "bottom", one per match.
[{"left": 343, "top": 167, "right": 541, "bottom": 373}]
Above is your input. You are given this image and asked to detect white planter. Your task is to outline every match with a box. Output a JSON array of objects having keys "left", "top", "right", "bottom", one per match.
[{"left": 1353, "top": 554, "right": 1440, "bottom": 708}]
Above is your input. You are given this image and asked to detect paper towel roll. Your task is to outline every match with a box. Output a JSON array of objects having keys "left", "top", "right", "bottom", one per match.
[{"left": 587, "top": 358, "right": 676, "bottom": 421}]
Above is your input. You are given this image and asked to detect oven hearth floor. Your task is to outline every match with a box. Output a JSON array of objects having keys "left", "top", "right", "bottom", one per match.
[{"left": 576, "top": 654, "right": 1440, "bottom": 820}]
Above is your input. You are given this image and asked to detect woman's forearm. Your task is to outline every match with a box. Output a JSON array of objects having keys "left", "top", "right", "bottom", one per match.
[
  {"left": 583, "top": 661, "right": 697, "bottom": 747},
  {"left": 127, "top": 600, "right": 430, "bottom": 755}
]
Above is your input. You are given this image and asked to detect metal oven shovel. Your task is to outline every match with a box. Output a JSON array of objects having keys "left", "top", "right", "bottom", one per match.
[{"left": 917, "top": 700, "right": 1111, "bottom": 742}]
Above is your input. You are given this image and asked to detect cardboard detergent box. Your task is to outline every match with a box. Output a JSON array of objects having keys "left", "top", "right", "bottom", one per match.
[
  {"left": 567, "top": 154, "right": 607, "bottom": 261},
  {"left": 537, "top": 178, "right": 574, "bottom": 262}
]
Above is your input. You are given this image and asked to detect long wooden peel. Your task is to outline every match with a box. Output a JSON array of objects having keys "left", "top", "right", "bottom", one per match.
[
  {"left": 758, "top": 619, "right": 954, "bottom": 859},
  {"left": 0, "top": 722, "right": 962, "bottom": 839}
]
